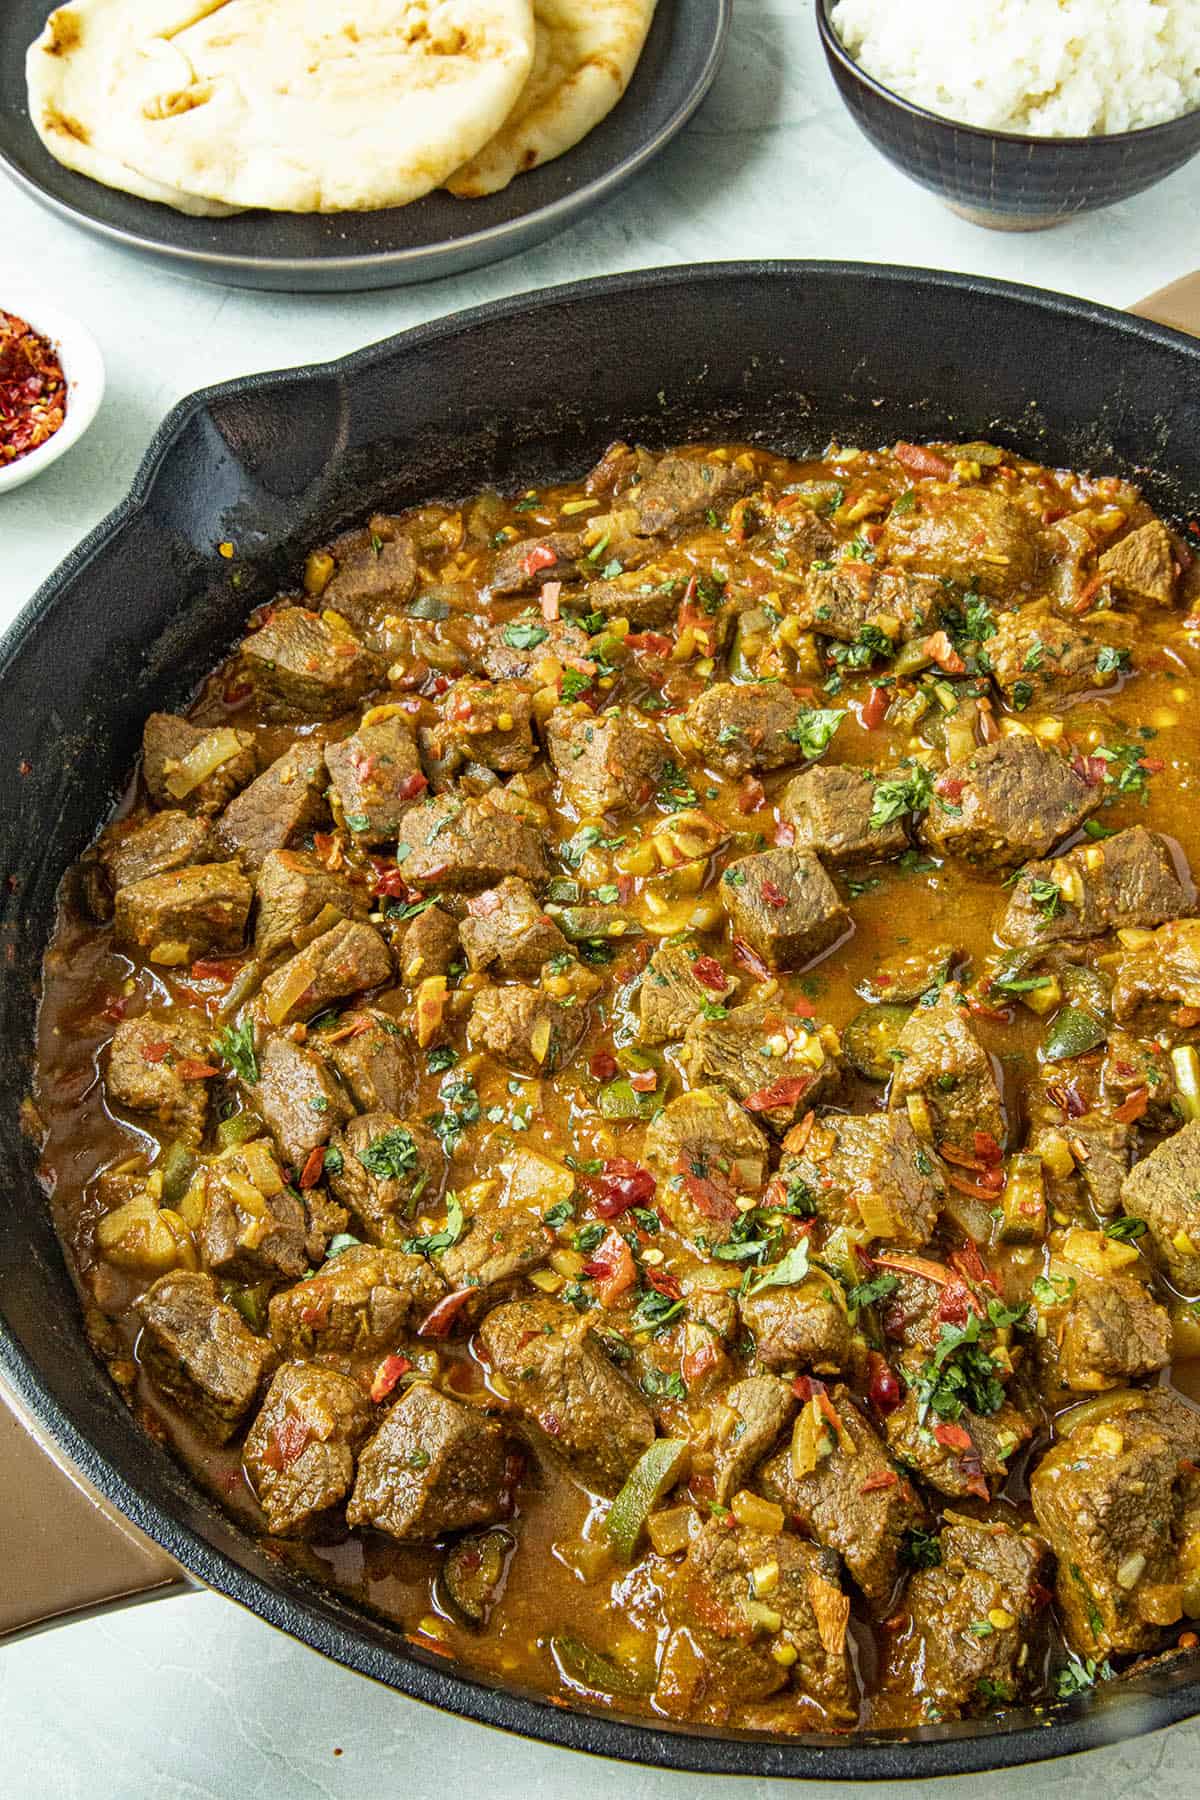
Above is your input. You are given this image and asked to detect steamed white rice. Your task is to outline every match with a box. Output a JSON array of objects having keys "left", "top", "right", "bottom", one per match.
[{"left": 830, "top": 0, "right": 1200, "bottom": 136}]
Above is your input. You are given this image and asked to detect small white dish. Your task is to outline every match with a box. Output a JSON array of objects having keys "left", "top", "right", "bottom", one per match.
[{"left": 0, "top": 293, "right": 105, "bottom": 495}]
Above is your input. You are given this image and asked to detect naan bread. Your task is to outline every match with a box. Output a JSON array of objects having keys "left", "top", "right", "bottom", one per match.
[
  {"left": 446, "top": 0, "right": 657, "bottom": 198},
  {"left": 27, "top": 3, "right": 238, "bottom": 214},
  {"left": 29, "top": 0, "right": 536, "bottom": 215}
]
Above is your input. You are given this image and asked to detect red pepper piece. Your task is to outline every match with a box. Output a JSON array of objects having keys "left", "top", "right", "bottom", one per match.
[
  {"left": 860, "top": 684, "right": 890, "bottom": 730},
  {"left": 579, "top": 1155, "right": 657, "bottom": 1218},
  {"left": 418, "top": 1289, "right": 475, "bottom": 1338},
  {"left": 894, "top": 442, "right": 954, "bottom": 480},
  {"left": 691, "top": 955, "right": 730, "bottom": 994},
  {"left": 369, "top": 1353, "right": 412, "bottom": 1403},
  {"left": 520, "top": 543, "right": 559, "bottom": 579},
  {"left": 743, "top": 1075, "right": 812, "bottom": 1113},
  {"left": 582, "top": 1229, "right": 636, "bottom": 1306},
  {"left": 298, "top": 1146, "right": 326, "bottom": 1190}
]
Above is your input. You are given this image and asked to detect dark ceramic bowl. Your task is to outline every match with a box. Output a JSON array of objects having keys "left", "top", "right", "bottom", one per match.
[{"left": 816, "top": 0, "right": 1200, "bottom": 229}]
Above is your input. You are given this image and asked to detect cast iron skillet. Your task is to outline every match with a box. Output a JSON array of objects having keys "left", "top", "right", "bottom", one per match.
[{"left": 5, "top": 262, "right": 1200, "bottom": 1777}]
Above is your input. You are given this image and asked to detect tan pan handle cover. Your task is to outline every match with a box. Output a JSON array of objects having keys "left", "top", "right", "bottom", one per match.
[
  {"left": 0, "top": 1375, "right": 188, "bottom": 1642},
  {"left": 1131, "top": 274, "right": 1200, "bottom": 337}
]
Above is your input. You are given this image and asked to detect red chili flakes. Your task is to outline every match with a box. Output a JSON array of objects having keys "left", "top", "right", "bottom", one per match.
[
  {"left": 691, "top": 954, "right": 730, "bottom": 993},
  {"left": 759, "top": 879, "right": 789, "bottom": 909},
  {"left": 0, "top": 311, "right": 67, "bottom": 466}
]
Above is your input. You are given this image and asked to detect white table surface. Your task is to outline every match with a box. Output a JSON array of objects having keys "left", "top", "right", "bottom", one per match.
[{"left": 4, "top": 4, "right": 1200, "bottom": 1795}]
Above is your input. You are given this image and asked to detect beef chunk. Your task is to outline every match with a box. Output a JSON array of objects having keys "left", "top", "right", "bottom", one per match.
[
  {"left": 1122, "top": 1119, "right": 1200, "bottom": 1290},
  {"left": 325, "top": 711, "right": 426, "bottom": 845},
  {"left": 885, "top": 1522, "right": 1048, "bottom": 1718},
  {"left": 780, "top": 764, "right": 909, "bottom": 865},
  {"left": 631, "top": 452, "right": 754, "bottom": 536},
  {"left": 859, "top": 940, "right": 959, "bottom": 1004},
  {"left": 739, "top": 1273, "right": 853, "bottom": 1374},
  {"left": 347, "top": 1382, "right": 510, "bottom": 1541},
  {"left": 656, "top": 1523, "right": 852, "bottom": 1723},
  {"left": 711, "top": 1377, "right": 797, "bottom": 1504},
  {"left": 1037, "top": 1258, "right": 1171, "bottom": 1392},
  {"left": 1099, "top": 519, "right": 1178, "bottom": 607},
  {"left": 794, "top": 564, "right": 947, "bottom": 644},
  {"left": 253, "top": 848, "right": 367, "bottom": 962},
  {"left": 399, "top": 794, "right": 549, "bottom": 891},
  {"left": 720, "top": 848, "right": 848, "bottom": 971},
  {"left": 780, "top": 1111, "right": 942, "bottom": 1247},
  {"left": 884, "top": 1390, "right": 1032, "bottom": 1499},
  {"left": 216, "top": 741, "right": 328, "bottom": 872},
  {"left": 643, "top": 1087, "right": 770, "bottom": 1237},
  {"left": 113, "top": 861, "right": 252, "bottom": 965},
  {"left": 490, "top": 530, "right": 586, "bottom": 596},
  {"left": 758, "top": 1386, "right": 925, "bottom": 1609},
  {"left": 437, "top": 678, "right": 535, "bottom": 774},
  {"left": 888, "top": 984, "right": 1005, "bottom": 1150},
  {"left": 252, "top": 1033, "right": 353, "bottom": 1171},
  {"left": 1031, "top": 1391, "right": 1200, "bottom": 1656},
  {"left": 459, "top": 877, "right": 567, "bottom": 977},
  {"left": 326, "top": 1112, "right": 443, "bottom": 1245},
  {"left": 879, "top": 485, "right": 1044, "bottom": 601},
  {"left": 198, "top": 1147, "right": 308, "bottom": 1284},
  {"left": 584, "top": 438, "right": 657, "bottom": 498},
  {"left": 259, "top": 919, "right": 391, "bottom": 1027},
  {"left": 581, "top": 569, "right": 684, "bottom": 628},
  {"left": 439, "top": 1201, "right": 549, "bottom": 1313},
  {"left": 241, "top": 607, "right": 380, "bottom": 718},
  {"left": 142, "top": 713, "right": 257, "bottom": 817},
  {"left": 269, "top": 1243, "right": 445, "bottom": 1357},
  {"left": 397, "top": 903, "right": 461, "bottom": 985},
  {"left": 318, "top": 1011, "right": 417, "bottom": 1116},
  {"left": 1113, "top": 917, "right": 1200, "bottom": 1019},
  {"left": 683, "top": 999, "right": 839, "bottom": 1132},
  {"left": 1001, "top": 826, "right": 1191, "bottom": 946},
  {"left": 137, "top": 1270, "right": 273, "bottom": 1442},
  {"left": 480, "top": 613, "right": 589, "bottom": 681},
  {"left": 638, "top": 940, "right": 738, "bottom": 1044},
  {"left": 920, "top": 738, "right": 1101, "bottom": 869},
  {"left": 478, "top": 1297, "right": 654, "bottom": 1495},
  {"left": 545, "top": 706, "right": 666, "bottom": 815},
  {"left": 468, "top": 985, "right": 586, "bottom": 1077},
  {"left": 106, "top": 1009, "right": 214, "bottom": 1145},
  {"left": 324, "top": 533, "right": 418, "bottom": 631},
  {"left": 94, "top": 811, "right": 215, "bottom": 912},
  {"left": 244, "top": 1362, "right": 372, "bottom": 1536},
  {"left": 987, "top": 608, "right": 1116, "bottom": 709},
  {"left": 683, "top": 682, "right": 827, "bottom": 777}
]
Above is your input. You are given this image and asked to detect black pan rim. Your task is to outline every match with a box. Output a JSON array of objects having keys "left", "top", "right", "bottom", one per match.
[
  {"left": 7, "top": 259, "right": 1200, "bottom": 1778},
  {"left": 0, "top": 0, "right": 730, "bottom": 287}
]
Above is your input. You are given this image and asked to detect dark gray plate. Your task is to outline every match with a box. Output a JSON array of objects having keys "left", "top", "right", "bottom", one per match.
[{"left": 0, "top": 0, "right": 729, "bottom": 292}]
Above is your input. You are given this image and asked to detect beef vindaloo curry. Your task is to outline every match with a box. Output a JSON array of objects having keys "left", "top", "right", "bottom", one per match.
[{"left": 33, "top": 432, "right": 1200, "bottom": 1731}]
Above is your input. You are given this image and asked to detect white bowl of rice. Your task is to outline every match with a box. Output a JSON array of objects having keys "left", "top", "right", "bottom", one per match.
[{"left": 817, "top": 0, "right": 1200, "bottom": 228}]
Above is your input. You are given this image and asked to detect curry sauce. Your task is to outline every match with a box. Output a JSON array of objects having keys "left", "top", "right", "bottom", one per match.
[{"left": 32, "top": 432, "right": 1200, "bottom": 1732}]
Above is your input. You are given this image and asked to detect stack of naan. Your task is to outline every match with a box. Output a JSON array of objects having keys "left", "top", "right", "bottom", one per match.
[{"left": 25, "top": 0, "right": 658, "bottom": 215}]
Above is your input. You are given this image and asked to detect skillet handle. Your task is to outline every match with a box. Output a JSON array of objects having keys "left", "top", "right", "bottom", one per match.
[
  {"left": 0, "top": 1374, "right": 190, "bottom": 1643},
  {"left": 1130, "top": 274, "right": 1200, "bottom": 337}
]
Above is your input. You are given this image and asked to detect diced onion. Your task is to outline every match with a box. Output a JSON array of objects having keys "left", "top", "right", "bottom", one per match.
[{"left": 163, "top": 729, "right": 247, "bottom": 800}]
